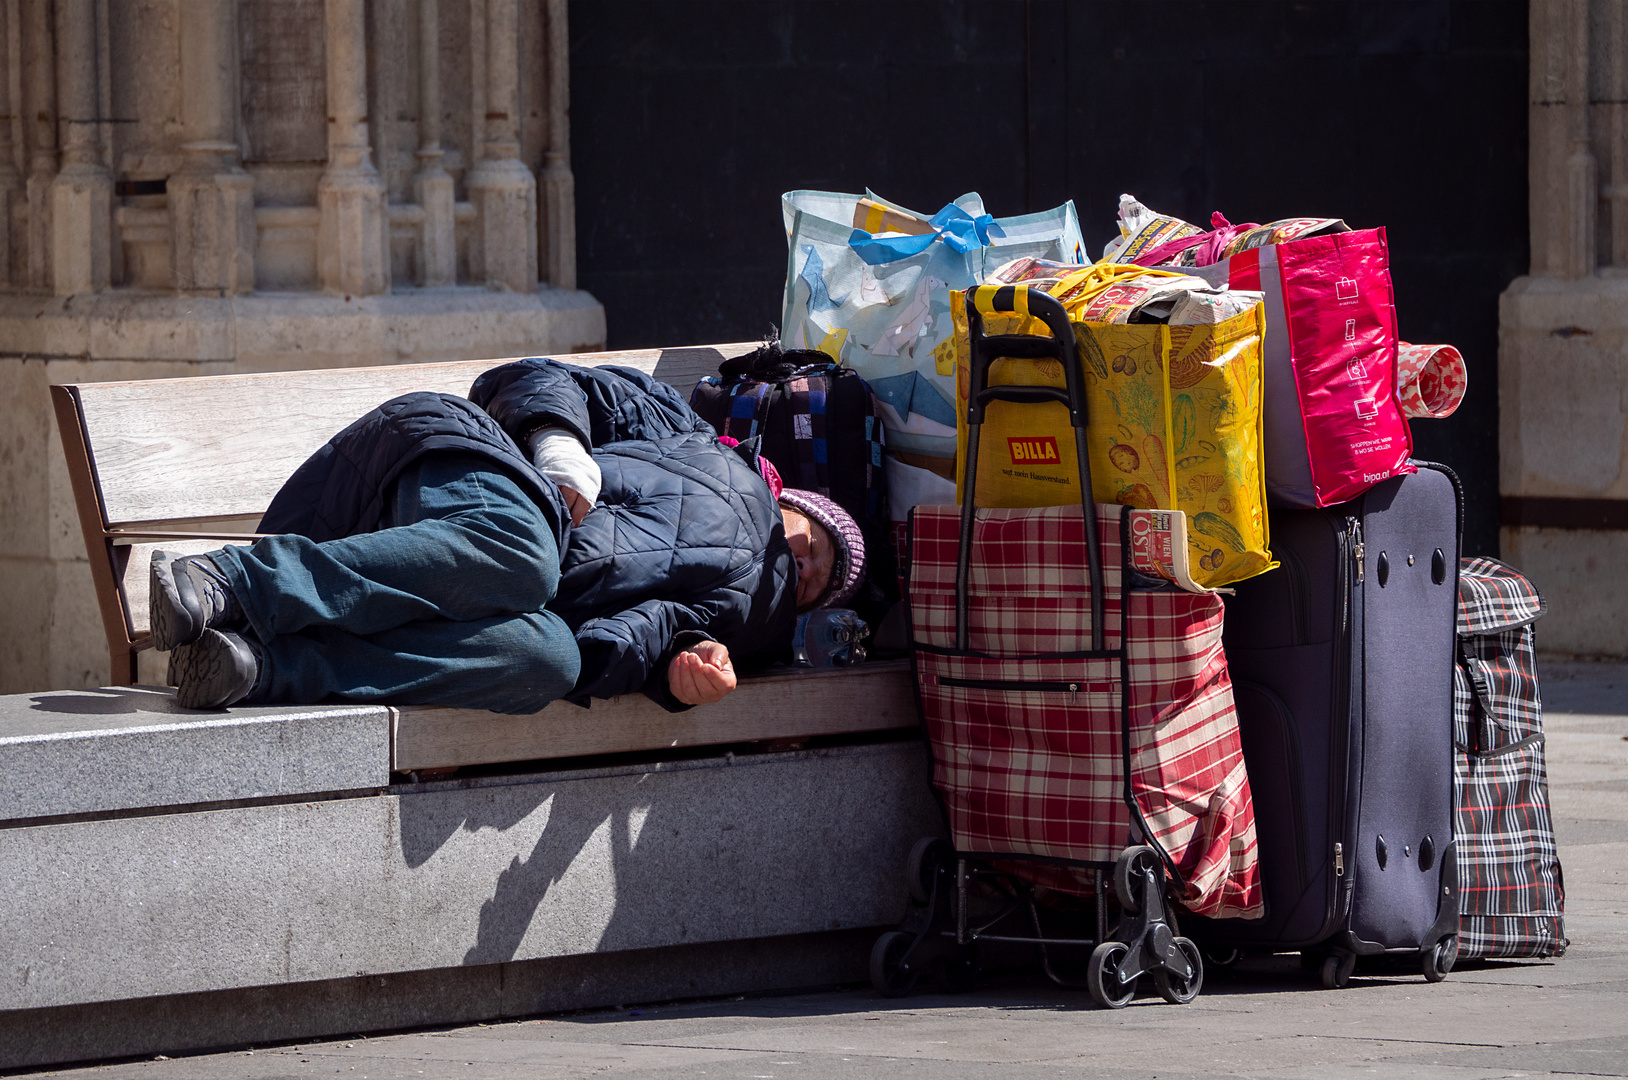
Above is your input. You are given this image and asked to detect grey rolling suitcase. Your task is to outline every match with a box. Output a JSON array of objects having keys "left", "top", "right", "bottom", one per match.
[{"left": 1189, "top": 463, "right": 1462, "bottom": 987}]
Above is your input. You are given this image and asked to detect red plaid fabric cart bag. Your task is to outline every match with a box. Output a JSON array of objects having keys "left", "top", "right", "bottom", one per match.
[
  {"left": 908, "top": 283, "right": 1262, "bottom": 923},
  {"left": 909, "top": 502, "right": 1263, "bottom": 920},
  {"left": 1454, "top": 556, "right": 1567, "bottom": 958}
]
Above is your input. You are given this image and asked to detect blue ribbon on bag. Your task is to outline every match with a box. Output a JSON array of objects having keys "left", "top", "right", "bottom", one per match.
[{"left": 847, "top": 202, "right": 1007, "bottom": 265}]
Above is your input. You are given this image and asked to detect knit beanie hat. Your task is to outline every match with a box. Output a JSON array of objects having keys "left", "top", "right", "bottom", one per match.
[{"left": 777, "top": 488, "right": 866, "bottom": 610}]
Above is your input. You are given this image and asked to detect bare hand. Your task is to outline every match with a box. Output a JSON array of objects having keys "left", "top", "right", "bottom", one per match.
[
  {"left": 559, "top": 485, "right": 591, "bottom": 528},
  {"left": 667, "top": 640, "right": 736, "bottom": 706}
]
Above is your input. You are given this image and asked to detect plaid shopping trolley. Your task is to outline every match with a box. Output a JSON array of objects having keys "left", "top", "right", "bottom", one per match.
[{"left": 871, "top": 287, "right": 1263, "bottom": 1009}]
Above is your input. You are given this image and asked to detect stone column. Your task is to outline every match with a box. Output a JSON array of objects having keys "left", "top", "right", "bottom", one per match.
[
  {"left": 317, "top": 0, "right": 390, "bottom": 296},
  {"left": 49, "top": 0, "right": 113, "bottom": 295},
  {"left": 23, "top": 0, "right": 56, "bottom": 292},
  {"left": 1529, "top": 0, "right": 1596, "bottom": 278},
  {"left": 1499, "top": 0, "right": 1628, "bottom": 660},
  {"left": 0, "top": 0, "right": 21, "bottom": 290},
  {"left": 1601, "top": 0, "right": 1628, "bottom": 270},
  {"left": 168, "top": 0, "right": 255, "bottom": 295},
  {"left": 412, "top": 0, "right": 454, "bottom": 287},
  {"left": 538, "top": 0, "right": 575, "bottom": 291},
  {"left": 467, "top": 0, "right": 537, "bottom": 293}
]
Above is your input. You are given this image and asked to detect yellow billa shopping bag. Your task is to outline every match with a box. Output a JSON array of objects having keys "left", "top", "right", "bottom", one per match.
[{"left": 952, "top": 283, "right": 1275, "bottom": 589}]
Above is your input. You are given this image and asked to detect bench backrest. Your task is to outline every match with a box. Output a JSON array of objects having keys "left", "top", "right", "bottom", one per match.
[{"left": 53, "top": 344, "right": 757, "bottom": 683}]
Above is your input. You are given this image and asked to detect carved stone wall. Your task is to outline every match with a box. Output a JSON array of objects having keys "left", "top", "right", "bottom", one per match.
[
  {"left": 0, "top": 0, "right": 605, "bottom": 693},
  {"left": 0, "top": 0, "right": 585, "bottom": 298},
  {"left": 1501, "top": 0, "right": 1628, "bottom": 658}
]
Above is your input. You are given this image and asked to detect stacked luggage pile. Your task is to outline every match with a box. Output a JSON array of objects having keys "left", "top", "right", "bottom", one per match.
[{"left": 707, "top": 190, "right": 1568, "bottom": 1007}]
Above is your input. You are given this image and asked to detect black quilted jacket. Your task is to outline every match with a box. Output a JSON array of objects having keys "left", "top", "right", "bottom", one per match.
[{"left": 260, "top": 358, "right": 798, "bottom": 710}]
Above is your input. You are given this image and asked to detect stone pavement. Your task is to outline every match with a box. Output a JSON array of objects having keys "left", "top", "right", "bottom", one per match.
[{"left": 19, "top": 664, "right": 1626, "bottom": 1080}]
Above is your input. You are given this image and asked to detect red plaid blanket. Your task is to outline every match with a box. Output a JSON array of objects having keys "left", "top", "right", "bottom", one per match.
[{"left": 910, "top": 503, "right": 1263, "bottom": 920}]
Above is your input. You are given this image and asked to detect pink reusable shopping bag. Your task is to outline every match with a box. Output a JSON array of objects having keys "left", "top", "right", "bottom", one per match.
[{"left": 1225, "top": 228, "right": 1414, "bottom": 507}]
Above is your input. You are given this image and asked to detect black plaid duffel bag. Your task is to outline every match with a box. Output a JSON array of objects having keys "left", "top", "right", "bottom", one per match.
[
  {"left": 689, "top": 342, "right": 894, "bottom": 608},
  {"left": 1454, "top": 556, "right": 1567, "bottom": 959}
]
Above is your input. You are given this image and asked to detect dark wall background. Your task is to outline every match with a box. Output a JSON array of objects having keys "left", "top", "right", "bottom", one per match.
[{"left": 570, "top": 0, "right": 1527, "bottom": 556}]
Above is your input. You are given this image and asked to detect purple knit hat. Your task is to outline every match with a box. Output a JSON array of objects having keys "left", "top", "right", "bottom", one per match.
[{"left": 777, "top": 488, "right": 866, "bottom": 609}]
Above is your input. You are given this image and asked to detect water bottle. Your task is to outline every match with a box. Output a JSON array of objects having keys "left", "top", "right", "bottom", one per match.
[{"left": 792, "top": 608, "right": 868, "bottom": 668}]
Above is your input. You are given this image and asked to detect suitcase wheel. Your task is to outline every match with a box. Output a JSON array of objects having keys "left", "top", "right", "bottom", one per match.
[
  {"left": 1153, "top": 938, "right": 1205, "bottom": 1004},
  {"left": 1113, "top": 845, "right": 1161, "bottom": 914},
  {"left": 1087, "top": 940, "right": 1137, "bottom": 1009},
  {"left": 1422, "top": 934, "right": 1459, "bottom": 983},
  {"left": 870, "top": 930, "right": 920, "bottom": 997},
  {"left": 1320, "top": 950, "right": 1357, "bottom": 990}
]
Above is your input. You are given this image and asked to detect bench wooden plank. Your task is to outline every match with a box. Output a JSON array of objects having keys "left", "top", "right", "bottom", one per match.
[
  {"left": 70, "top": 343, "right": 756, "bottom": 528},
  {"left": 391, "top": 660, "right": 918, "bottom": 771}
]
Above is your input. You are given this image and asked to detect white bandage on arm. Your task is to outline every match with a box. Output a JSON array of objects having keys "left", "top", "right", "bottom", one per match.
[{"left": 527, "top": 426, "right": 602, "bottom": 506}]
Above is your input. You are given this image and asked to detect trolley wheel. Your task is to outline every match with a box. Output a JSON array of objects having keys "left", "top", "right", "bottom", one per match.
[
  {"left": 1087, "top": 940, "right": 1136, "bottom": 1009},
  {"left": 1320, "top": 951, "right": 1357, "bottom": 990},
  {"left": 1153, "top": 937, "right": 1205, "bottom": 1005},
  {"left": 941, "top": 943, "right": 981, "bottom": 993},
  {"left": 1113, "top": 845, "right": 1161, "bottom": 915},
  {"left": 905, "top": 837, "right": 953, "bottom": 904},
  {"left": 870, "top": 931, "right": 920, "bottom": 997},
  {"left": 1422, "top": 935, "right": 1459, "bottom": 983}
]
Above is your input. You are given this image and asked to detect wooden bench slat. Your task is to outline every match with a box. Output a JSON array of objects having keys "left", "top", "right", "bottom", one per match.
[
  {"left": 74, "top": 344, "right": 756, "bottom": 528},
  {"left": 391, "top": 660, "right": 918, "bottom": 771}
]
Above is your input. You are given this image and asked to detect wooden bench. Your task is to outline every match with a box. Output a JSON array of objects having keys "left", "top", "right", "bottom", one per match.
[
  {"left": 1, "top": 346, "right": 938, "bottom": 1070},
  {"left": 49, "top": 345, "right": 918, "bottom": 771}
]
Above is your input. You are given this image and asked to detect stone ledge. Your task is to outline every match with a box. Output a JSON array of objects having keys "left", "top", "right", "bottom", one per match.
[
  {"left": 0, "top": 287, "right": 608, "bottom": 367},
  {"left": 0, "top": 740, "right": 939, "bottom": 1013},
  {"left": 0, "top": 686, "right": 390, "bottom": 820},
  {"left": 1499, "top": 272, "right": 1628, "bottom": 328},
  {"left": 0, "top": 660, "right": 918, "bottom": 819}
]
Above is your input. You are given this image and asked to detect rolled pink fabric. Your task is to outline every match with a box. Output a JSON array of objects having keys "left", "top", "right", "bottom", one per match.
[{"left": 1396, "top": 342, "right": 1467, "bottom": 420}]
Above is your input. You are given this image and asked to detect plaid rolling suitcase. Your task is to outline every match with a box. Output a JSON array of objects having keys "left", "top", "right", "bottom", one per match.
[
  {"left": 1455, "top": 557, "right": 1567, "bottom": 959},
  {"left": 871, "top": 287, "right": 1263, "bottom": 1009}
]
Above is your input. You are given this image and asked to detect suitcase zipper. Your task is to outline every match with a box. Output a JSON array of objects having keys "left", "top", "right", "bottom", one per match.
[
  {"left": 1338, "top": 515, "right": 1365, "bottom": 932},
  {"left": 1325, "top": 514, "right": 1361, "bottom": 936}
]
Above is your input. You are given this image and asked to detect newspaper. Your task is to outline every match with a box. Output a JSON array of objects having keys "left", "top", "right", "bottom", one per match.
[
  {"left": 1125, "top": 508, "right": 1227, "bottom": 594},
  {"left": 1215, "top": 216, "right": 1349, "bottom": 259},
  {"left": 1101, "top": 193, "right": 1350, "bottom": 267},
  {"left": 1102, "top": 194, "right": 1204, "bottom": 265},
  {"left": 1164, "top": 287, "right": 1264, "bottom": 325},
  {"left": 987, "top": 256, "right": 1259, "bottom": 325}
]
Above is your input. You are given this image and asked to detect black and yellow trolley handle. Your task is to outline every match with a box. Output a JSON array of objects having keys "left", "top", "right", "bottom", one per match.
[{"left": 958, "top": 284, "right": 1105, "bottom": 654}]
